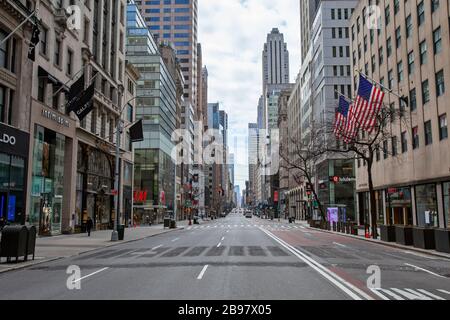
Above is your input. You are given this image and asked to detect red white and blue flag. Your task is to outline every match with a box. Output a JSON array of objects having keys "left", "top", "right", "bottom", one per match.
[
  {"left": 334, "top": 96, "right": 350, "bottom": 139},
  {"left": 353, "top": 75, "right": 385, "bottom": 132}
]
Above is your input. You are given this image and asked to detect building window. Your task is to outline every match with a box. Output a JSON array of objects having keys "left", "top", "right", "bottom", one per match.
[
  {"left": 397, "top": 61, "right": 403, "bottom": 82},
  {"left": 439, "top": 114, "right": 448, "bottom": 140},
  {"left": 385, "top": 5, "right": 390, "bottom": 25},
  {"left": 422, "top": 79, "right": 430, "bottom": 104},
  {"left": 408, "top": 51, "right": 415, "bottom": 75},
  {"left": 410, "top": 88, "right": 417, "bottom": 111},
  {"left": 383, "top": 140, "right": 388, "bottom": 159},
  {"left": 391, "top": 136, "right": 398, "bottom": 156},
  {"left": 419, "top": 41, "right": 427, "bottom": 64},
  {"left": 379, "top": 47, "right": 384, "bottom": 65},
  {"left": 401, "top": 132, "right": 408, "bottom": 153},
  {"left": 417, "top": 1, "right": 425, "bottom": 26},
  {"left": 431, "top": 0, "right": 440, "bottom": 13},
  {"left": 406, "top": 15, "right": 413, "bottom": 38},
  {"left": 37, "top": 77, "right": 45, "bottom": 103},
  {"left": 433, "top": 27, "right": 442, "bottom": 54},
  {"left": 388, "top": 70, "right": 394, "bottom": 89},
  {"left": 415, "top": 184, "right": 439, "bottom": 228},
  {"left": 436, "top": 70, "right": 445, "bottom": 97},
  {"left": 39, "top": 25, "right": 48, "bottom": 56},
  {"left": 387, "top": 37, "right": 392, "bottom": 57},
  {"left": 67, "top": 49, "right": 73, "bottom": 75},
  {"left": 54, "top": 38, "right": 61, "bottom": 66},
  {"left": 395, "top": 27, "right": 401, "bottom": 48},
  {"left": 413, "top": 126, "right": 419, "bottom": 149},
  {"left": 424, "top": 120, "right": 433, "bottom": 145}
]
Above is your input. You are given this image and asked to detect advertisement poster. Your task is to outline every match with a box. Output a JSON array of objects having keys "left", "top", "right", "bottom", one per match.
[{"left": 327, "top": 207, "right": 339, "bottom": 224}]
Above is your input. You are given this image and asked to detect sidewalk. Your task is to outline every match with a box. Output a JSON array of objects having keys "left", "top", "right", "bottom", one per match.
[{"left": 0, "top": 220, "right": 191, "bottom": 274}]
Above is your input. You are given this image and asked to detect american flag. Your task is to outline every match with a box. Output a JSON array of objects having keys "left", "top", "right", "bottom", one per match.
[
  {"left": 353, "top": 75, "right": 385, "bottom": 132},
  {"left": 334, "top": 96, "right": 350, "bottom": 139},
  {"left": 343, "top": 104, "right": 358, "bottom": 143}
]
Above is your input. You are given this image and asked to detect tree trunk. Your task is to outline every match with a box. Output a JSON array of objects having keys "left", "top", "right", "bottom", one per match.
[
  {"left": 308, "top": 177, "right": 326, "bottom": 222},
  {"left": 367, "top": 158, "right": 378, "bottom": 239}
]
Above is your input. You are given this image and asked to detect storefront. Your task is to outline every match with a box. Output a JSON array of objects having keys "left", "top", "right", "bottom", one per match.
[
  {"left": 444, "top": 182, "right": 450, "bottom": 229},
  {"left": 386, "top": 187, "right": 413, "bottom": 226},
  {"left": 415, "top": 183, "right": 439, "bottom": 228},
  {"left": 122, "top": 161, "right": 133, "bottom": 225},
  {"left": 29, "top": 125, "right": 66, "bottom": 235},
  {"left": 76, "top": 142, "right": 114, "bottom": 231},
  {"left": 0, "top": 123, "right": 29, "bottom": 225}
]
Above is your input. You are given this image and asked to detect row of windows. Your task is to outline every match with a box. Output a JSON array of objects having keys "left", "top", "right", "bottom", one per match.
[
  {"left": 144, "top": 7, "right": 189, "bottom": 13},
  {"left": 147, "top": 24, "right": 190, "bottom": 30},
  {"left": 332, "top": 46, "right": 350, "bottom": 58},
  {"left": 145, "top": 15, "right": 189, "bottom": 22},
  {"left": 331, "top": 8, "right": 354, "bottom": 20},
  {"left": 144, "top": 0, "right": 189, "bottom": 4},
  {"left": 331, "top": 27, "right": 350, "bottom": 39},
  {"left": 358, "top": 114, "right": 448, "bottom": 167}
]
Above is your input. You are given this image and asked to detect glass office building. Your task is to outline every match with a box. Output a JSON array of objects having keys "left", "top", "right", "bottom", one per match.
[{"left": 127, "top": 2, "right": 178, "bottom": 224}]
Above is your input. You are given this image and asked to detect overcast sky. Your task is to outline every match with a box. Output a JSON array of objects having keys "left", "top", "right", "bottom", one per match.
[{"left": 199, "top": 0, "right": 301, "bottom": 191}]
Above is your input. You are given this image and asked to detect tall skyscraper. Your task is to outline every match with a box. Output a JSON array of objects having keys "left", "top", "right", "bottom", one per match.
[
  {"left": 136, "top": 0, "right": 198, "bottom": 111},
  {"left": 299, "top": 0, "right": 321, "bottom": 63},
  {"left": 200, "top": 67, "right": 209, "bottom": 128},
  {"left": 262, "top": 28, "right": 290, "bottom": 92},
  {"left": 248, "top": 123, "right": 258, "bottom": 205}
]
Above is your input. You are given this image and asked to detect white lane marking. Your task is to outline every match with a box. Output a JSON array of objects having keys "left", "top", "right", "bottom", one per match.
[
  {"left": 152, "top": 245, "right": 163, "bottom": 250},
  {"left": 214, "top": 226, "right": 217, "bottom": 228},
  {"left": 221, "top": 237, "right": 225, "bottom": 241},
  {"left": 369, "top": 288, "right": 391, "bottom": 300},
  {"left": 438, "top": 289, "right": 450, "bottom": 295},
  {"left": 403, "top": 250, "right": 437, "bottom": 259},
  {"left": 197, "top": 265, "right": 209, "bottom": 280},
  {"left": 259, "top": 227, "right": 373, "bottom": 301},
  {"left": 171, "top": 238, "right": 179, "bottom": 242},
  {"left": 333, "top": 242, "right": 347, "bottom": 248},
  {"left": 416, "top": 289, "right": 445, "bottom": 300},
  {"left": 226, "top": 230, "right": 230, "bottom": 233},
  {"left": 73, "top": 267, "right": 109, "bottom": 283},
  {"left": 187, "top": 227, "right": 192, "bottom": 230},
  {"left": 294, "top": 226, "right": 299, "bottom": 229},
  {"left": 300, "top": 226, "right": 306, "bottom": 229},
  {"left": 217, "top": 242, "right": 222, "bottom": 247},
  {"left": 404, "top": 263, "right": 446, "bottom": 279}
]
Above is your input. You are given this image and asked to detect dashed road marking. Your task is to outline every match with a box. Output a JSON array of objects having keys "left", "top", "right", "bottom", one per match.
[
  {"left": 404, "top": 263, "right": 446, "bottom": 279},
  {"left": 72, "top": 267, "right": 109, "bottom": 284},
  {"left": 197, "top": 265, "right": 209, "bottom": 280}
]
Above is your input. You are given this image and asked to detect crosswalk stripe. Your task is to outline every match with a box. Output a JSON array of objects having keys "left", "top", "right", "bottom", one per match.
[
  {"left": 369, "top": 288, "right": 391, "bottom": 300},
  {"left": 378, "top": 289, "right": 405, "bottom": 300},
  {"left": 438, "top": 289, "right": 450, "bottom": 295},
  {"left": 391, "top": 288, "right": 431, "bottom": 300},
  {"left": 416, "top": 289, "right": 445, "bottom": 300}
]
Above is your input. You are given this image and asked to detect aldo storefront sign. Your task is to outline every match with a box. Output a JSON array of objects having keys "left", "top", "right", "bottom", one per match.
[{"left": 0, "top": 122, "right": 30, "bottom": 158}]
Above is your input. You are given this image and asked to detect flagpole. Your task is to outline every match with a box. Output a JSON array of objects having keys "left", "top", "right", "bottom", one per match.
[
  {"left": 355, "top": 69, "right": 408, "bottom": 105},
  {"left": 334, "top": 90, "right": 354, "bottom": 103},
  {"left": 53, "top": 63, "right": 95, "bottom": 98},
  {"left": 0, "top": 10, "right": 37, "bottom": 47}
]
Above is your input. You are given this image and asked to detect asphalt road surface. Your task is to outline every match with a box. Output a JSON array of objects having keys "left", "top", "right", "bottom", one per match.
[{"left": 1, "top": 211, "right": 450, "bottom": 300}]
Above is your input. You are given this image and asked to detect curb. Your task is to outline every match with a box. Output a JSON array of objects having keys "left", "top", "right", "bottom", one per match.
[
  {"left": 305, "top": 225, "right": 450, "bottom": 260},
  {"left": 0, "top": 226, "right": 186, "bottom": 275}
]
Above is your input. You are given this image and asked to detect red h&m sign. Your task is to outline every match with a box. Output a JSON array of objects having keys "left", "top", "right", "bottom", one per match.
[
  {"left": 134, "top": 190, "right": 148, "bottom": 202},
  {"left": 274, "top": 191, "right": 279, "bottom": 202}
]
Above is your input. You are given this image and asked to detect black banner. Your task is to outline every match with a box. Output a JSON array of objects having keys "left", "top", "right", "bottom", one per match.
[
  {"left": 129, "top": 119, "right": 144, "bottom": 142},
  {"left": 72, "top": 83, "right": 95, "bottom": 121},
  {"left": 27, "top": 23, "right": 40, "bottom": 61}
]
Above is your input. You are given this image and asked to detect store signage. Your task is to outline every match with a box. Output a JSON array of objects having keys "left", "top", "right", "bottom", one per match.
[
  {"left": 0, "top": 123, "right": 29, "bottom": 157},
  {"left": 274, "top": 191, "right": 279, "bottom": 202},
  {"left": 41, "top": 108, "right": 70, "bottom": 127},
  {"left": 329, "top": 176, "right": 356, "bottom": 183},
  {"left": 133, "top": 190, "right": 148, "bottom": 202},
  {"left": 0, "top": 133, "right": 16, "bottom": 146}
]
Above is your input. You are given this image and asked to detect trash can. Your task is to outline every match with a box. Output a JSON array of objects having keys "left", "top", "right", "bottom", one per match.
[
  {"left": 170, "top": 219, "right": 176, "bottom": 229},
  {"left": 117, "top": 225, "right": 125, "bottom": 241},
  {"left": 25, "top": 225, "right": 37, "bottom": 261},
  {"left": 164, "top": 217, "right": 170, "bottom": 228},
  {"left": 0, "top": 225, "right": 28, "bottom": 263}
]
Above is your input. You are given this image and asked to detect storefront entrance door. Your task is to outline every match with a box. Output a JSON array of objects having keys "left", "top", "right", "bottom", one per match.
[{"left": 39, "top": 194, "right": 52, "bottom": 236}]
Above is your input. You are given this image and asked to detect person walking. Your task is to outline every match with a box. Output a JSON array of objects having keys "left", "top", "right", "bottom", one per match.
[{"left": 86, "top": 217, "right": 93, "bottom": 237}]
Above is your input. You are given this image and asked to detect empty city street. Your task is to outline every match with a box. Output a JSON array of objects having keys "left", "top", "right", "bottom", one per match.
[{"left": 1, "top": 211, "right": 449, "bottom": 300}]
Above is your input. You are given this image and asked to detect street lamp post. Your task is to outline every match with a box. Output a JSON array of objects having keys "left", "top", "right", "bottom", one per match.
[{"left": 111, "top": 96, "right": 142, "bottom": 241}]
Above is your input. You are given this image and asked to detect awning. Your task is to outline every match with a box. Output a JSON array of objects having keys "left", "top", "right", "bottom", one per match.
[{"left": 38, "top": 66, "right": 70, "bottom": 93}]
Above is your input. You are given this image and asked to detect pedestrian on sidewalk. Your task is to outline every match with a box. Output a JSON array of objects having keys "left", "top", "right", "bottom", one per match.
[{"left": 86, "top": 217, "right": 93, "bottom": 237}]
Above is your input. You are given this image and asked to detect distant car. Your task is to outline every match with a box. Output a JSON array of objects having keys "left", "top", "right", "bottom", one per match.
[{"left": 245, "top": 212, "right": 252, "bottom": 218}]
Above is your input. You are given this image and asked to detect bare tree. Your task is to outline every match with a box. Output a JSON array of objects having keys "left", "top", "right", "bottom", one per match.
[
  {"left": 279, "top": 124, "right": 328, "bottom": 222},
  {"left": 324, "top": 104, "right": 407, "bottom": 239}
]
